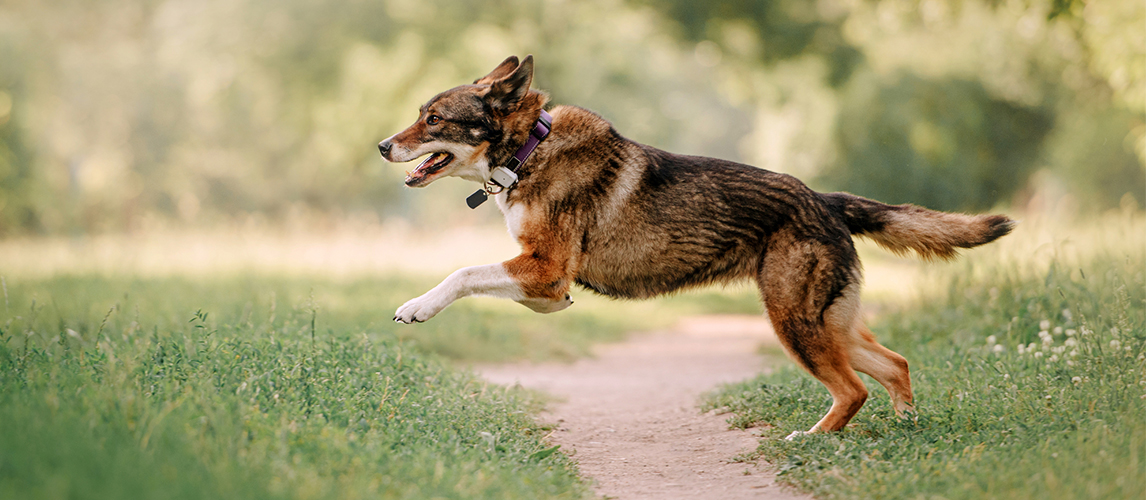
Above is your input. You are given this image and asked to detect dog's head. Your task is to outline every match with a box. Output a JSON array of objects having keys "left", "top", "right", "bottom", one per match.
[{"left": 378, "top": 55, "right": 546, "bottom": 187}]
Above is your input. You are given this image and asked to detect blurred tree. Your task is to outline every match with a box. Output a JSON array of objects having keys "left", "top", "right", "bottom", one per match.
[
  {"left": 823, "top": 73, "right": 1051, "bottom": 211},
  {"left": 638, "top": 0, "right": 863, "bottom": 86},
  {"left": 828, "top": 0, "right": 1143, "bottom": 211},
  {"left": 0, "top": 35, "right": 40, "bottom": 235},
  {"left": 0, "top": 0, "right": 1139, "bottom": 236},
  {"left": 1042, "top": 103, "right": 1145, "bottom": 209}
]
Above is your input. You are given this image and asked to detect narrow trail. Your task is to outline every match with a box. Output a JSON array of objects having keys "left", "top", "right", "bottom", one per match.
[{"left": 478, "top": 315, "right": 814, "bottom": 500}]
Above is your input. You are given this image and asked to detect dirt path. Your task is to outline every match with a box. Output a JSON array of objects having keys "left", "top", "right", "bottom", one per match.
[{"left": 478, "top": 315, "right": 813, "bottom": 500}]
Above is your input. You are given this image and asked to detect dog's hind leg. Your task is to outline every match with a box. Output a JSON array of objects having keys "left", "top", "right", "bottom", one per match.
[
  {"left": 846, "top": 322, "right": 914, "bottom": 418},
  {"left": 758, "top": 238, "right": 869, "bottom": 436},
  {"left": 794, "top": 340, "right": 869, "bottom": 436}
]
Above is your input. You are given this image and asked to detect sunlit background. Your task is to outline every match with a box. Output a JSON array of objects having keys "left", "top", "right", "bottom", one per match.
[
  {"left": 1, "top": 4, "right": 1143, "bottom": 497},
  {"left": 0, "top": 0, "right": 1141, "bottom": 268}
]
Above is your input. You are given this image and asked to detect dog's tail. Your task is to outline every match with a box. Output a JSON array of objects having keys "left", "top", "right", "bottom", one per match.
[{"left": 821, "top": 192, "right": 1016, "bottom": 261}]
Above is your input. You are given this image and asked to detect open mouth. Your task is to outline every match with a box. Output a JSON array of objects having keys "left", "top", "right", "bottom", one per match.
[{"left": 405, "top": 152, "right": 454, "bottom": 186}]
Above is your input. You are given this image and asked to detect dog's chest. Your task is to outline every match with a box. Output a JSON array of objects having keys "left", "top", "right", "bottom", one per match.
[{"left": 496, "top": 194, "right": 527, "bottom": 241}]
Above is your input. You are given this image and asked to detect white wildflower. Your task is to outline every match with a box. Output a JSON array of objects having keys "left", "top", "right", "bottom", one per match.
[
  {"left": 1052, "top": 346, "right": 1066, "bottom": 355},
  {"left": 1042, "top": 335, "right": 1054, "bottom": 345},
  {"left": 1053, "top": 327, "right": 1063, "bottom": 335},
  {"left": 1028, "top": 342, "right": 1037, "bottom": 352},
  {"left": 1017, "top": 344, "right": 1026, "bottom": 355},
  {"left": 1003, "top": 373, "right": 1010, "bottom": 380},
  {"left": 1111, "top": 327, "right": 1120, "bottom": 335},
  {"left": 1072, "top": 376, "right": 1082, "bottom": 384},
  {"left": 993, "top": 344, "right": 1004, "bottom": 354},
  {"left": 1066, "top": 329, "right": 1077, "bottom": 337},
  {"left": 1066, "top": 360, "right": 1075, "bottom": 366},
  {"left": 1065, "top": 338, "right": 1078, "bottom": 348},
  {"left": 1062, "top": 309, "right": 1073, "bottom": 322},
  {"left": 1049, "top": 354, "right": 1059, "bottom": 363},
  {"left": 1110, "top": 339, "right": 1122, "bottom": 350},
  {"left": 1034, "top": 352, "right": 1044, "bottom": 358},
  {"left": 987, "top": 335, "right": 998, "bottom": 345},
  {"left": 1070, "top": 349, "right": 1079, "bottom": 357},
  {"left": 1040, "top": 320, "right": 1051, "bottom": 330}
]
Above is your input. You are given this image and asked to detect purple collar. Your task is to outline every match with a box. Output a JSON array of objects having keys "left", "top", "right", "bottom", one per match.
[
  {"left": 506, "top": 109, "right": 553, "bottom": 173},
  {"left": 465, "top": 109, "right": 553, "bottom": 209}
]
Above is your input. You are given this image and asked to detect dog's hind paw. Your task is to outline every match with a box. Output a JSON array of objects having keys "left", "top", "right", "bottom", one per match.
[{"left": 784, "top": 430, "right": 808, "bottom": 441}]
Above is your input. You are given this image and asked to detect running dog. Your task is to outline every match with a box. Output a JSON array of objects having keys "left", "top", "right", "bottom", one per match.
[{"left": 378, "top": 55, "right": 1014, "bottom": 436}]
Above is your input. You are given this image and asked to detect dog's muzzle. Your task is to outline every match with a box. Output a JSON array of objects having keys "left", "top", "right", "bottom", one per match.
[{"left": 378, "top": 140, "right": 393, "bottom": 160}]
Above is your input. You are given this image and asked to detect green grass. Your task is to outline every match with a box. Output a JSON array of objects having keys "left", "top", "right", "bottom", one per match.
[
  {"left": 704, "top": 217, "right": 1146, "bottom": 499},
  {"left": 0, "top": 274, "right": 760, "bottom": 363},
  {"left": 0, "top": 275, "right": 607, "bottom": 499},
  {"left": 0, "top": 272, "right": 760, "bottom": 499}
]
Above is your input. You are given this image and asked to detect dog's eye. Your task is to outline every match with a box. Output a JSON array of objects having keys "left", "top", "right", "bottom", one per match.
[{"left": 426, "top": 114, "right": 442, "bottom": 125}]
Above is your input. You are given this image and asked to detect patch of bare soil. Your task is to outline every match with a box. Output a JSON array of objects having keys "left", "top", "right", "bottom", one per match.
[{"left": 478, "top": 315, "right": 814, "bottom": 500}]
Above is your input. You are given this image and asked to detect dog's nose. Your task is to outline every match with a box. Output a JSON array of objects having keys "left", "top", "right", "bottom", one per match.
[{"left": 378, "top": 140, "right": 392, "bottom": 158}]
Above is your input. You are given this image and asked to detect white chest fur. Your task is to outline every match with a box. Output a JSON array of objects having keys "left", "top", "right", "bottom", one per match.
[{"left": 495, "top": 193, "right": 527, "bottom": 241}]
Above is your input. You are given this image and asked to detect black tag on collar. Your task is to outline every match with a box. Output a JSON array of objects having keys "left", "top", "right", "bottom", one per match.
[{"left": 466, "top": 189, "right": 488, "bottom": 209}]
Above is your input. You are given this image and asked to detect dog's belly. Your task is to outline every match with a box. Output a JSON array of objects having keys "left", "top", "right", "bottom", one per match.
[{"left": 574, "top": 222, "right": 763, "bottom": 299}]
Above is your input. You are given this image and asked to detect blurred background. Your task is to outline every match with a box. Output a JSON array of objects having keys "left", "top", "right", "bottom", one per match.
[{"left": 0, "top": 0, "right": 1141, "bottom": 247}]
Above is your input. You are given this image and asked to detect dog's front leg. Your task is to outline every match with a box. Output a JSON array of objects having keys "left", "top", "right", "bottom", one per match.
[
  {"left": 394, "top": 264, "right": 518, "bottom": 324},
  {"left": 393, "top": 261, "right": 573, "bottom": 324}
]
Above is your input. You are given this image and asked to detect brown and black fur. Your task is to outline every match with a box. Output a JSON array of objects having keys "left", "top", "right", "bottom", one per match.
[{"left": 379, "top": 55, "right": 1015, "bottom": 434}]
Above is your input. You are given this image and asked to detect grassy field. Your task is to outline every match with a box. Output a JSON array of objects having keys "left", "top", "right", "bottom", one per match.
[
  {"left": 705, "top": 211, "right": 1146, "bottom": 499},
  {"left": 0, "top": 274, "right": 606, "bottom": 499},
  {"left": 0, "top": 267, "right": 762, "bottom": 499},
  {"left": 3, "top": 211, "right": 1140, "bottom": 499}
]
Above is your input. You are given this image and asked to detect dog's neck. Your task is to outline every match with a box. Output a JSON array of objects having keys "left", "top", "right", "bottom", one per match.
[
  {"left": 505, "top": 109, "right": 552, "bottom": 173},
  {"left": 467, "top": 104, "right": 553, "bottom": 209}
]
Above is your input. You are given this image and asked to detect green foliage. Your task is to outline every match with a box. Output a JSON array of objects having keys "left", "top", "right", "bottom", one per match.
[
  {"left": 0, "top": 0, "right": 1141, "bottom": 234},
  {"left": 0, "top": 37, "right": 37, "bottom": 235},
  {"left": 0, "top": 275, "right": 593, "bottom": 499},
  {"left": 1043, "top": 103, "right": 1145, "bottom": 210},
  {"left": 824, "top": 73, "right": 1052, "bottom": 211},
  {"left": 704, "top": 220, "right": 1146, "bottom": 499},
  {"left": 638, "top": 0, "right": 863, "bottom": 86}
]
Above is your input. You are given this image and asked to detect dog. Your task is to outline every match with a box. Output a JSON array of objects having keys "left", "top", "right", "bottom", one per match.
[{"left": 378, "top": 55, "right": 1014, "bottom": 436}]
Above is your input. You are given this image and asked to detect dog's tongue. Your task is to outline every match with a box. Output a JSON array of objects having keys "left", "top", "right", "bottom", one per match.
[
  {"left": 406, "top": 152, "right": 448, "bottom": 185},
  {"left": 414, "top": 153, "right": 444, "bottom": 173}
]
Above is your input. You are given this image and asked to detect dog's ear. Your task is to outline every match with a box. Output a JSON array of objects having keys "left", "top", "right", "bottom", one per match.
[
  {"left": 485, "top": 54, "right": 533, "bottom": 114},
  {"left": 474, "top": 55, "right": 520, "bottom": 85}
]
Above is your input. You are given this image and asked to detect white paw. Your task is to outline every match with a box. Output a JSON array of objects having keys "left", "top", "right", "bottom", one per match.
[
  {"left": 784, "top": 430, "right": 808, "bottom": 441},
  {"left": 394, "top": 294, "right": 448, "bottom": 324}
]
